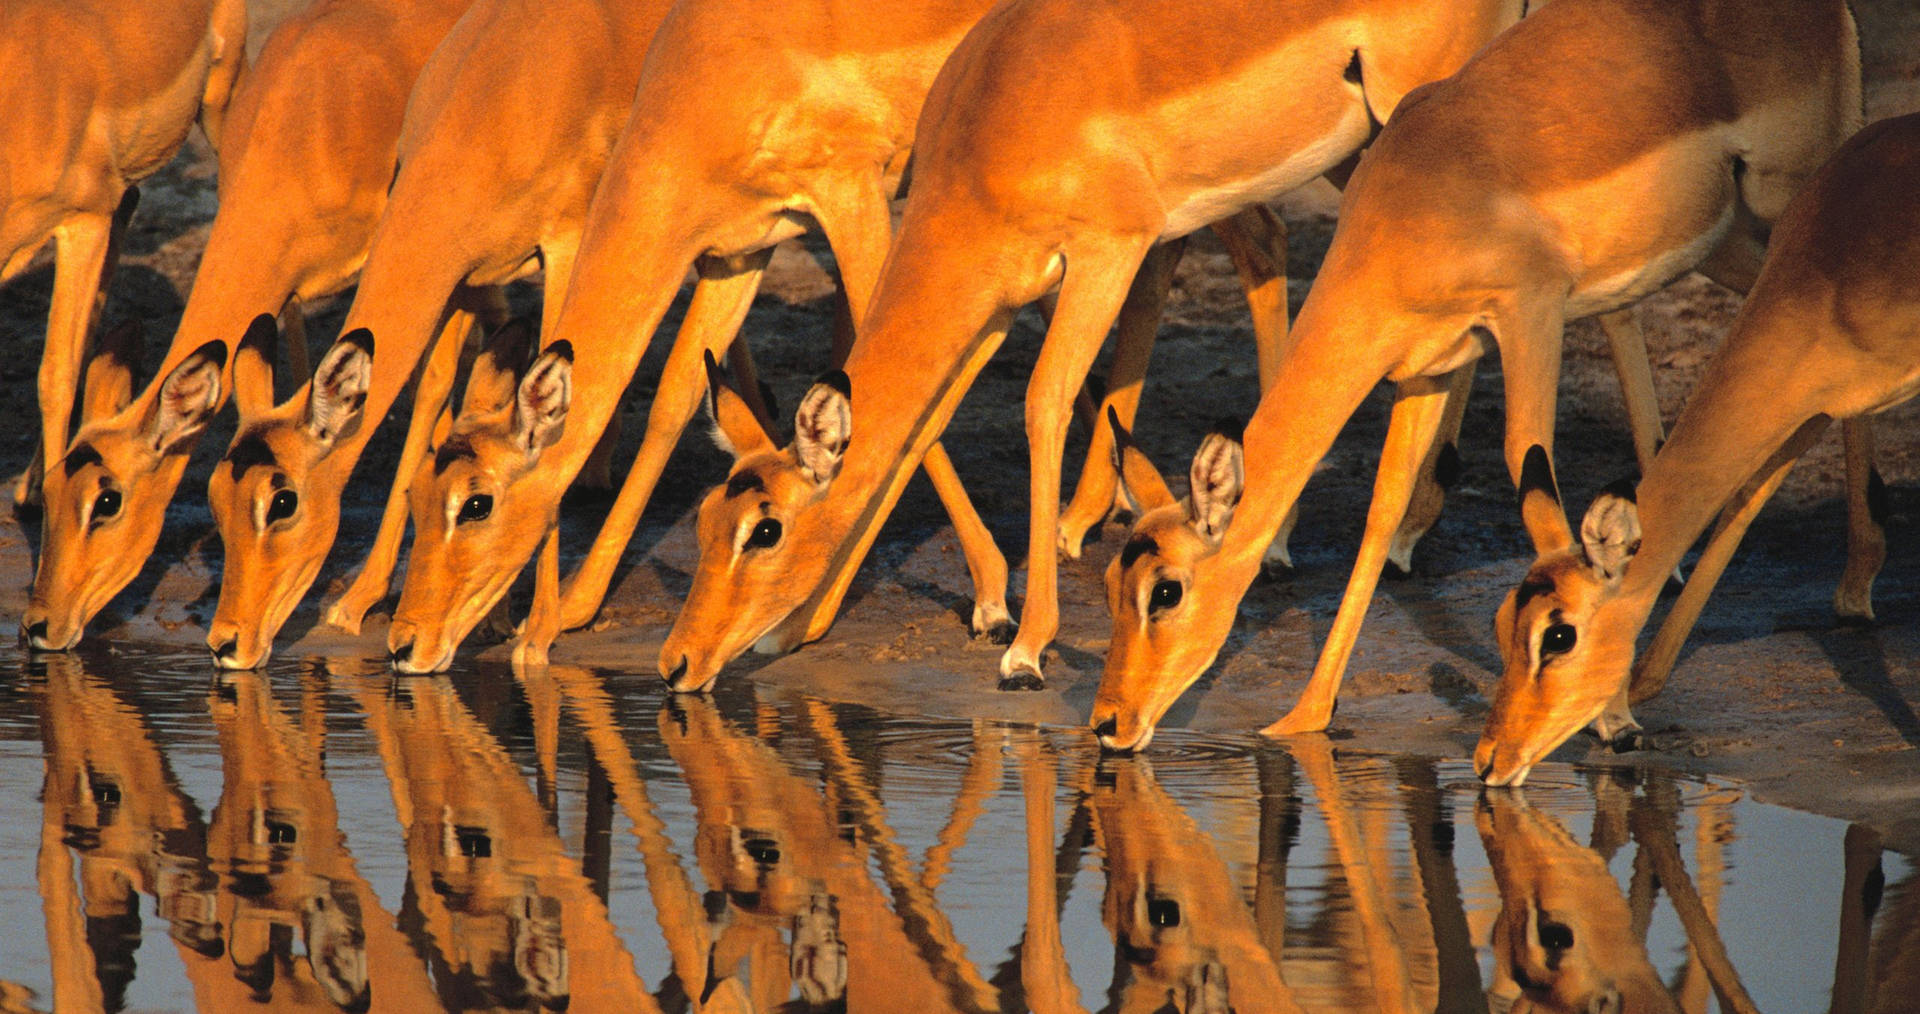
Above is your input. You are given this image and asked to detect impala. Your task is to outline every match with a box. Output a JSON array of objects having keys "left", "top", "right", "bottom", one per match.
[
  {"left": 202, "top": 0, "right": 678, "bottom": 669},
  {"left": 1476, "top": 113, "right": 1916, "bottom": 787},
  {"left": 21, "top": 0, "right": 473, "bottom": 652},
  {"left": 1091, "top": 0, "right": 1861, "bottom": 752},
  {"left": 2, "top": 0, "right": 244, "bottom": 512},
  {"left": 656, "top": 0, "right": 1553, "bottom": 695}
]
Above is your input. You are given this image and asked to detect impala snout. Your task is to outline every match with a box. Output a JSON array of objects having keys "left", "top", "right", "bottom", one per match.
[
  {"left": 206, "top": 619, "right": 271, "bottom": 670},
  {"left": 386, "top": 620, "right": 454, "bottom": 675},
  {"left": 20, "top": 611, "right": 77, "bottom": 652},
  {"left": 658, "top": 647, "right": 719, "bottom": 694},
  {"left": 1090, "top": 708, "right": 1156, "bottom": 753}
]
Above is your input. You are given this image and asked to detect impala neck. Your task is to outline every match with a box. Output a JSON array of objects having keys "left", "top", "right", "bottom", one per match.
[{"left": 334, "top": 246, "right": 477, "bottom": 456}]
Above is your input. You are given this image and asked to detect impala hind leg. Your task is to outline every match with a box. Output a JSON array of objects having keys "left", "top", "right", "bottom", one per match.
[
  {"left": 322, "top": 303, "right": 477, "bottom": 634},
  {"left": 1002, "top": 234, "right": 1156, "bottom": 690},
  {"left": 1056, "top": 237, "right": 1185, "bottom": 560},
  {"left": 1384, "top": 364, "right": 1473, "bottom": 578},
  {"left": 1265, "top": 370, "right": 1464, "bottom": 735},
  {"left": 1834, "top": 417, "right": 1884, "bottom": 624},
  {"left": 556, "top": 250, "right": 772, "bottom": 631}
]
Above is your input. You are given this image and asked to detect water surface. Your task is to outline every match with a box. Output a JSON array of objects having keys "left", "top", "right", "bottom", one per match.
[{"left": 1, "top": 644, "right": 1912, "bottom": 1012}]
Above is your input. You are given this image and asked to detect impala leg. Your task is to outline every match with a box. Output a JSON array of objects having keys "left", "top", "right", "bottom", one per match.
[
  {"left": 815, "top": 170, "right": 1013, "bottom": 641},
  {"left": 278, "top": 296, "right": 310, "bottom": 388},
  {"left": 1385, "top": 364, "right": 1474, "bottom": 578},
  {"left": 21, "top": 209, "right": 122, "bottom": 510},
  {"left": 1626, "top": 416, "right": 1828, "bottom": 706},
  {"left": 1002, "top": 235, "right": 1156, "bottom": 689},
  {"left": 1056, "top": 237, "right": 1185, "bottom": 560},
  {"left": 322, "top": 304, "right": 476, "bottom": 634},
  {"left": 512, "top": 527, "right": 561, "bottom": 667},
  {"left": 555, "top": 250, "right": 772, "bottom": 631},
  {"left": 1265, "top": 370, "right": 1463, "bottom": 735},
  {"left": 1834, "top": 417, "right": 1884, "bottom": 624}
]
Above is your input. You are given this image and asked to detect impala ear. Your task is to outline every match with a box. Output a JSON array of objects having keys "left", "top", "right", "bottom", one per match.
[
  {"left": 1108, "top": 408, "right": 1176, "bottom": 514},
  {"left": 82, "top": 320, "right": 143, "bottom": 422},
  {"left": 232, "top": 313, "right": 279, "bottom": 418},
  {"left": 792, "top": 370, "right": 851, "bottom": 485},
  {"left": 142, "top": 341, "right": 227, "bottom": 456},
  {"left": 464, "top": 317, "right": 537, "bottom": 416},
  {"left": 304, "top": 329, "right": 373, "bottom": 447},
  {"left": 702, "top": 349, "right": 778, "bottom": 459},
  {"left": 1187, "top": 418, "right": 1244, "bottom": 541},
  {"left": 1579, "top": 480, "right": 1641, "bottom": 584},
  {"left": 511, "top": 341, "right": 572, "bottom": 457}
]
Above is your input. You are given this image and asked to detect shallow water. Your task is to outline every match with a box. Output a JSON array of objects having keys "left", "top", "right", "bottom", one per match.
[{"left": 1, "top": 643, "right": 1913, "bottom": 1013}]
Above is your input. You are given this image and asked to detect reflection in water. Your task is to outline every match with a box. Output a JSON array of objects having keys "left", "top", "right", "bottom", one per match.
[{"left": 3, "top": 651, "right": 1917, "bottom": 1011}]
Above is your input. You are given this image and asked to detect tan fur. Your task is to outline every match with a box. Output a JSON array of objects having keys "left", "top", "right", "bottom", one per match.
[
  {"left": 1476, "top": 114, "right": 1920, "bottom": 786},
  {"left": 1092, "top": 0, "right": 1861, "bottom": 750},
  {"left": 203, "top": 0, "right": 674, "bottom": 669},
  {"left": 656, "top": 0, "right": 1535, "bottom": 696},
  {"left": 21, "top": 0, "right": 471, "bottom": 654},
  {"left": 1, "top": 0, "right": 245, "bottom": 514}
]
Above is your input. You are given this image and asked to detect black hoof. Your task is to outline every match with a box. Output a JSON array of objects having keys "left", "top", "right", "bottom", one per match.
[
  {"left": 1835, "top": 613, "right": 1876, "bottom": 629},
  {"left": 1382, "top": 560, "right": 1414, "bottom": 581},
  {"left": 999, "top": 671, "right": 1045, "bottom": 692},
  {"left": 1258, "top": 561, "right": 1295, "bottom": 585},
  {"left": 1607, "top": 729, "right": 1646, "bottom": 754},
  {"left": 975, "top": 620, "right": 1017, "bottom": 645}
]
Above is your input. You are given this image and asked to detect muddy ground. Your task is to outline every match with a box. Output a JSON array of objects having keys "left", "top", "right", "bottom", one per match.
[{"left": 3, "top": 2, "right": 1919, "bottom": 850}]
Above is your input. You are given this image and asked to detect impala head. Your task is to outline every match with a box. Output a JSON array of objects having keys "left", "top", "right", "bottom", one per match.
[
  {"left": 1091, "top": 412, "right": 1244, "bottom": 752},
  {"left": 388, "top": 322, "right": 568, "bottom": 674},
  {"left": 1477, "top": 485, "right": 1643, "bottom": 787},
  {"left": 206, "top": 324, "right": 374, "bottom": 669},
  {"left": 1477, "top": 791, "right": 1677, "bottom": 1014},
  {"left": 658, "top": 355, "right": 845, "bottom": 693},
  {"left": 24, "top": 323, "right": 226, "bottom": 652}
]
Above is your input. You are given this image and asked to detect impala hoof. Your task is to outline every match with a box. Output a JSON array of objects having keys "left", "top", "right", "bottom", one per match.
[
  {"left": 975, "top": 619, "right": 1017, "bottom": 645},
  {"left": 998, "top": 669, "right": 1044, "bottom": 692},
  {"left": 1606, "top": 728, "right": 1646, "bottom": 754},
  {"left": 1382, "top": 559, "right": 1414, "bottom": 581},
  {"left": 1835, "top": 612, "right": 1877, "bottom": 629},
  {"left": 1258, "top": 559, "right": 1295, "bottom": 584}
]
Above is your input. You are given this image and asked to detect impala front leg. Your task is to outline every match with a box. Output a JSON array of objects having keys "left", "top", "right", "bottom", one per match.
[
  {"left": 1385, "top": 364, "right": 1474, "bottom": 577},
  {"left": 513, "top": 526, "right": 561, "bottom": 667},
  {"left": 1266, "top": 370, "right": 1463, "bottom": 735},
  {"left": 22, "top": 207, "right": 124, "bottom": 510},
  {"left": 1002, "top": 235, "right": 1153, "bottom": 690},
  {"left": 556, "top": 248, "right": 772, "bottom": 631},
  {"left": 323, "top": 304, "right": 476, "bottom": 634},
  {"left": 1056, "top": 238, "right": 1184, "bottom": 560},
  {"left": 1833, "top": 417, "right": 1885, "bottom": 623}
]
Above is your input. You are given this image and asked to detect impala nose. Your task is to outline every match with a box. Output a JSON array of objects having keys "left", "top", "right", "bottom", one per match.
[
  {"left": 22, "top": 620, "right": 49, "bottom": 649},
  {"left": 1476, "top": 749, "right": 1497, "bottom": 782},
  {"left": 211, "top": 638, "right": 239, "bottom": 664},
  {"left": 389, "top": 641, "right": 413, "bottom": 668},
  {"left": 663, "top": 656, "right": 689, "bottom": 689},
  {"left": 1093, "top": 715, "right": 1118, "bottom": 740}
]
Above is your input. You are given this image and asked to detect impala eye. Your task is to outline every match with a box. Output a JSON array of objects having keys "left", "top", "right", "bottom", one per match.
[
  {"left": 1540, "top": 623, "right": 1577, "bottom": 657},
  {"left": 90, "top": 489, "right": 122, "bottom": 525},
  {"left": 745, "top": 517, "right": 782, "bottom": 549},
  {"left": 265, "top": 489, "right": 298, "bottom": 524},
  {"left": 457, "top": 494, "right": 492, "bottom": 524},
  {"left": 1149, "top": 579, "right": 1183, "bottom": 612},
  {"left": 1538, "top": 914, "right": 1574, "bottom": 952}
]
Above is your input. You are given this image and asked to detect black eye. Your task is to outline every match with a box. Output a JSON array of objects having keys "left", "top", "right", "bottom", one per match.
[
  {"left": 266, "top": 489, "right": 298, "bottom": 524},
  {"left": 1540, "top": 623, "right": 1577, "bottom": 657},
  {"left": 90, "top": 489, "right": 122, "bottom": 523},
  {"left": 1538, "top": 915, "right": 1574, "bottom": 952},
  {"left": 745, "top": 517, "right": 782, "bottom": 549},
  {"left": 457, "top": 494, "right": 492, "bottom": 524},
  {"left": 1149, "top": 579, "right": 1183, "bottom": 612}
]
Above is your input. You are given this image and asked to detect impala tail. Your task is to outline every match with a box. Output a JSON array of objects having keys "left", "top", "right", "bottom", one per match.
[
  {"left": 657, "top": 355, "right": 842, "bottom": 693},
  {"left": 1090, "top": 413, "right": 1246, "bottom": 752},
  {"left": 205, "top": 325, "right": 375, "bottom": 669},
  {"left": 387, "top": 322, "right": 566, "bottom": 674},
  {"left": 24, "top": 324, "right": 225, "bottom": 651}
]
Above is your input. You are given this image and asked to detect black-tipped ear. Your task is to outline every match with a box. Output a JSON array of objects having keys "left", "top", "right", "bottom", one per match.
[
  {"left": 304, "top": 331, "right": 373, "bottom": 447},
  {"left": 1579, "top": 489, "right": 1640, "bottom": 584},
  {"left": 510, "top": 343, "right": 572, "bottom": 457},
  {"left": 232, "top": 313, "right": 278, "bottom": 417},
  {"left": 81, "top": 320, "right": 145, "bottom": 422},
  {"left": 1207, "top": 416, "right": 1245, "bottom": 443},
  {"left": 793, "top": 375, "right": 852, "bottom": 485},
  {"left": 703, "top": 349, "right": 778, "bottom": 459},
  {"left": 1108, "top": 407, "right": 1176, "bottom": 514},
  {"left": 1187, "top": 425, "right": 1244, "bottom": 541},
  {"left": 1597, "top": 475, "right": 1638, "bottom": 503},
  {"left": 143, "top": 342, "right": 228, "bottom": 456}
]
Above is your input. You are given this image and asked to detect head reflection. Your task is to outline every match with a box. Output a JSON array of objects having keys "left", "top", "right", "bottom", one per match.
[{"left": 1478, "top": 788, "right": 1677, "bottom": 1014}]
